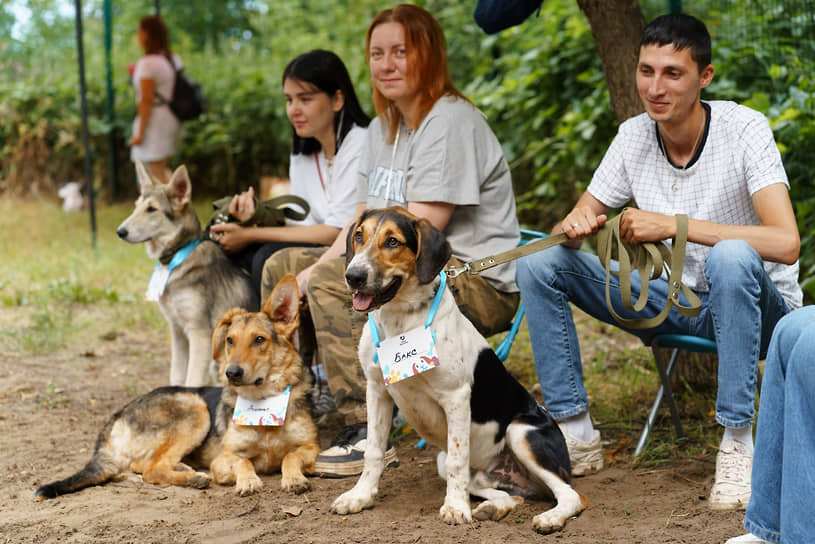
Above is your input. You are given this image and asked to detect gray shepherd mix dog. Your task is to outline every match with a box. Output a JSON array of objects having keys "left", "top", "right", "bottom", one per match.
[{"left": 117, "top": 161, "right": 257, "bottom": 386}]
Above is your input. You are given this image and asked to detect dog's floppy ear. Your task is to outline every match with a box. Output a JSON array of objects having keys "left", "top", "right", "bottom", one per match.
[
  {"left": 414, "top": 217, "right": 452, "bottom": 284},
  {"left": 166, "top": 165, "right": 192, "bottom": 209},
  {"left": 212, "top": 308, "right": 246, "bottom": 361},
  {"left": 344, "top": 217, "right": 362, "bottom": 271},
  {"left": 263, "top": 274, "right": 300, "bottom": 340},
  {"left": 134, "top": 159, "right": 157, "bottom": 193}
]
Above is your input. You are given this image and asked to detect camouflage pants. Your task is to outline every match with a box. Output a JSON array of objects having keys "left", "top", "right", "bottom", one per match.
[{"left": 262, "top": 249, "right": 520, "bottom": 425}]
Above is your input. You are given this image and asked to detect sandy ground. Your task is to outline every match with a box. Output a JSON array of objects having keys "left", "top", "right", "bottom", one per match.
[{"left": 0, "top": 307, "right": 746, "bottom": 544}]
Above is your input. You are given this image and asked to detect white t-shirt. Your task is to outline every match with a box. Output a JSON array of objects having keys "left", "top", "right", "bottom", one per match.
[
  {"left": 288, "top": 125, "right": 366, "bottom": 229},
  {"left": 588, "top": 100, "right": 802, "bottom": 310},
  {"left": 357, "top": 96, "right": 520, "bottom": 292},
  {"left": 130, "top": 53, "right": 182, "bottom": 162}
]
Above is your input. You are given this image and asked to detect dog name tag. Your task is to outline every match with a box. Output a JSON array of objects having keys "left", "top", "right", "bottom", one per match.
[
  {"left": 145, "top": 264, "right": 170, "bottom": 301},
  {"left": 376, "top": 326, "right": 439, "bottom": 385},
  {"left": 232, "top": 386, "right": 291, "bottom": 426}
]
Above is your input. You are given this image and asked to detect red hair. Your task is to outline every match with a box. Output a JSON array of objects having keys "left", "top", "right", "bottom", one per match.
[
  {"left": 139, "top": 15, "right": 170, "bottom": 56},
  {"left": 366, "top": 4, "right": 468, "bottom": 142}
]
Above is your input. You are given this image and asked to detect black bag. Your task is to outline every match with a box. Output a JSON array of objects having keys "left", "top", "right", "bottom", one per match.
[
  {"left": 474, "top": 0, "right": 544, "bottom": 34},
  {"left": 156, "top": 56, "right": 206, "bottom": 122}
]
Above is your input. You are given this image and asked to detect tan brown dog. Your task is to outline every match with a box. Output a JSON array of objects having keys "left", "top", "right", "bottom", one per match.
[{"left": 34, "top": 275, "right": 319, "bottom": 500}]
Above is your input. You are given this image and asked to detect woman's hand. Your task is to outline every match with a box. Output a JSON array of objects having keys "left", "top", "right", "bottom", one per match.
[
  {"left": 210, "top": 223, "right": 252, "bottom": 253},
  {"left": 129, "top": 133, "right": 144, "bottom": 146},
  {"left": 295, "top": 264, "right": 316, "bottom": 308},
  {"left": 229, "top": 187, "right": 256, "bottom": 224}
]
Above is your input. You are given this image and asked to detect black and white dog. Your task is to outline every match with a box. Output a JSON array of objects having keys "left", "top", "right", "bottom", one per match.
[{"left": 330, "top": 207, "right": 586, "bottom": 534}]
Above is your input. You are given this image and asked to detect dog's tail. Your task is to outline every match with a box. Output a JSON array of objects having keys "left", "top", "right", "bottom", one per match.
[{"left": 34, "top": 445, "right": 122, "bottom": 501}]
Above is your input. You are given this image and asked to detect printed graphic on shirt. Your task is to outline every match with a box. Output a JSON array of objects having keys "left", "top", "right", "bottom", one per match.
[{"left": 367, "top": 165, "right": 406, "bottom": 204}]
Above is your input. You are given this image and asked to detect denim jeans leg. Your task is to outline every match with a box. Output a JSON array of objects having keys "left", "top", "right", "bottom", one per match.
[
  {"left": 744, "top": 307, "right": 815, "bottom": 543},
  {"left": 701, "top": 240, "right": 790, "bottom": 429},
  {"left": 516, "top": 245, "right": 697, "bottom": 419}
]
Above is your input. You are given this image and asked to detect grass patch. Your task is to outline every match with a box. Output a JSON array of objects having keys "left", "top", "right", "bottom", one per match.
[{"left": 0, "top": 197, "right": 214, "bottom": 353}]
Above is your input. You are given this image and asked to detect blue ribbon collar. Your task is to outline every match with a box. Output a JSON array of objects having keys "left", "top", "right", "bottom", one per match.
[{"left": 368, "top": 271, "right": 445, "bottom": 364}]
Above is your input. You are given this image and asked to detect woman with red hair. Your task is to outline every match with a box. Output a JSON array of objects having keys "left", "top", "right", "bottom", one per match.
[{"left": 261, "top": 4, "right": 521, "bottom": 478}]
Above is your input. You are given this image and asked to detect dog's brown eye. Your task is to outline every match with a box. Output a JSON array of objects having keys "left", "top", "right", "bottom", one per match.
[
  {"left": 226, "top": 337, "right": 233, "bottom": 346},
  {"left": 385, "top": 237, "right": 401, "bottom": 248},
  {"left": 353, "top": 231, "right": 363, "bottom": 244},
  {"left": 254, "top": 336, "right": 265, "bottom": 345}
]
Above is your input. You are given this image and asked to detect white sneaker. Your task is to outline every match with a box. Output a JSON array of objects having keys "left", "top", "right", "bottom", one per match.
[
  {"left": 725, "top": 533, "right": 770, "bottom": 543},
  {"left": 710, "top": 439, "right": 752, "bottom": 510},
  {"left": 559, "top": 426, "right": 604, "bottom": 476}
]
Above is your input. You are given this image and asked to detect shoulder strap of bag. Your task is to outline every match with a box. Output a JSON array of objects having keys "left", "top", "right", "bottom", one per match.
[
  {"left": 153, "top": 53, "right": 179, "bottom": 106},
  {"left": 597, "top": 212, "right": 702, "bottom": 329},
  {"left": 244, "top": 194, "right": 311, "bottom": 225}
]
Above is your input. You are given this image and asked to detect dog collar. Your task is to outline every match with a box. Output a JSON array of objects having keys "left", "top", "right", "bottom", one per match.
[
  {"left": 164, "top": 238, "right": 201, "bottom": 271},
  {"left": 368, "top": 271, "right": 445, "bottom": 364}
]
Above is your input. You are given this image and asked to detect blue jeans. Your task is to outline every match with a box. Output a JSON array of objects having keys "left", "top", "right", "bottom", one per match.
[
  {"left": 515, "top": 239, "right": 790, "bottom": 427},
  {"left": 743, "top": 307, "right": 815, "bottom": 543}
]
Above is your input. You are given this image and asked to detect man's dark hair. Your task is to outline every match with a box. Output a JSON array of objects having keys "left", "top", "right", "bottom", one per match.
[{"left": 640, "top": 13, "right": 711, "bottom": 72}]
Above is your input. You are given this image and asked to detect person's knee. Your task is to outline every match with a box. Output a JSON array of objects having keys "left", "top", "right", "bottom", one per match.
[
  {"left": 705, "top": 240, "right": 763, "bottom": 281},
  {"left": 516, "top": 245, "right": 568, "bottom": 288}
]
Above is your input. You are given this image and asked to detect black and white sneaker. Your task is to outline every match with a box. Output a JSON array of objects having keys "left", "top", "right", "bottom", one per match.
[{"left": 314, "top": 423, "right": 399, "bottom": 478}]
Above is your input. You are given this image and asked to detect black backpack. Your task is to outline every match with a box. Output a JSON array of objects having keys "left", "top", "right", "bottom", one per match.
[{"left": 156, "top": 55, "right": 206, "bottom": 122}]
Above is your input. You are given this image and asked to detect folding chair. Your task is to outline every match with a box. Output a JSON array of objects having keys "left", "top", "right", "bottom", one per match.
[{"left": 634, "top": 333, "right": 717, "bottom": 456}]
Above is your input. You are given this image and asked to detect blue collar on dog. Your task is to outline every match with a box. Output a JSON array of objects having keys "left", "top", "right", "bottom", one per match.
[
  {"left": 165, "top": 238, "right": 201, "bottom": 272},
  {"left": 368, "top": 271, "right": 445, "bottom": 364}
]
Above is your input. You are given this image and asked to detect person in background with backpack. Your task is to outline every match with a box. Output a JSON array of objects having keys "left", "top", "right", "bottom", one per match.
[{"left": 129, "top": 15, "right": 182, "bottom": 184}]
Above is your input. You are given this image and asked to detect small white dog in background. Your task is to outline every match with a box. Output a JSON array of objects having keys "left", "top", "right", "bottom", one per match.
[{"left": 58, "top": 182, "right": 83, "bottom": 212}]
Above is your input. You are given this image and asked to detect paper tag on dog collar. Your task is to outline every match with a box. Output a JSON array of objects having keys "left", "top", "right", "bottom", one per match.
[
  {"left": 232, "top": 386, "right": 291, "bottom": 426},
  {"left": 376, "top": 326, "right": 439, "bottom": 385},
  {"left": 145, "top": 264, "right": 170, "bottom": 301}
]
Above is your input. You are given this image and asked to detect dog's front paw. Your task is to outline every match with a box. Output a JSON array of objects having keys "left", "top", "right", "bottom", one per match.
[
  {"left": 184, "top": 472, "right": 212, "bottom": 489},
  {"left": 235, "top": 473, "right": 263, "bottom": 496},
  {"left": 439, "top": 499, "right": 471, "bottom": 525},
  {"left": 281, "top": 473, "right": 310, "bottom": 494},
  {"left": 472, "top": 495, "right": 523, "bottom": 521},
  {"left": 330, "top": 489, "right": 375, "bottom": 515},
  {"left": 532, "top": 509, "right": 568, "bottom": 534}
]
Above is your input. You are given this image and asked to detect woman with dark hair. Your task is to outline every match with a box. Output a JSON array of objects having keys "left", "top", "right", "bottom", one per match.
[
  {"left": 130, "top": 15, "right": 182, "bottom": 183},
  {"left": 211, "top": 49, "right": 370, "bottom": 298},
  {"left": 260, "top": 4, "right": 521, "bottom": 478}
]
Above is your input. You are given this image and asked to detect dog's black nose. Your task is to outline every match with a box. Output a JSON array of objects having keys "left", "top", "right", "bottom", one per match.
[
  {"left": 116, "top": 227, "right": 128, "bottom": 239},
  {"left": 225, "top": 365, "right": 243, "bottom": 381},
  {"left": 345, "top": 267, "right": 367, "bottom": 289}
]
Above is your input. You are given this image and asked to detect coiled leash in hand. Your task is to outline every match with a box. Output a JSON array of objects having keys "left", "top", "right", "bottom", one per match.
[{"left": 445, "top": 213, "right": 702, "bottom": 329}]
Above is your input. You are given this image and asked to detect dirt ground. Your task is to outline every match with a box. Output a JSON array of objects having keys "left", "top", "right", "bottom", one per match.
[{"left": 0, "top": 306, "right": 746, "bottom": 544}]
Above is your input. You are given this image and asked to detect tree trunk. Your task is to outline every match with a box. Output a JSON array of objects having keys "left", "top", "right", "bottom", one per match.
[{"left": 576, "top": 0, "right": 646, "bottom": 123}]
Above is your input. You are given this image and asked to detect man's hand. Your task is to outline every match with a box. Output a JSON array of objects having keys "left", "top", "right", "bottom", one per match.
[
  {"left": 561, "top": 206, "right": 608, "bottom": 241},
  {"left": 229, "top": 187, "right": 256, "bottom": 224},
  {"left": 210, "top": 222, "right": 251, "bottom": 253},
  {"left": 618, "top": 208, "right": 675, "bottom": 244}
]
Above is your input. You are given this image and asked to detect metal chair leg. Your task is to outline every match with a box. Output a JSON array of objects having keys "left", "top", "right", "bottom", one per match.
[{"left": 635, "top": 340, "right": 685, "bottom": 456}]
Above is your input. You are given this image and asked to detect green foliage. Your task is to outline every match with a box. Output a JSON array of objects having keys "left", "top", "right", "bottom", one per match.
[{"left": 1, "top": 0, "right": 814, "bottom": 292}]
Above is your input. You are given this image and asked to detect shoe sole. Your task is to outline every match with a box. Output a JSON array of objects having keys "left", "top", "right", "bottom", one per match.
[
  {"left": 314, "top": 449, "right": 399, "bottom": 478},
  {"left": 709, "top": 498, "right": 749, "bottom": 511}
]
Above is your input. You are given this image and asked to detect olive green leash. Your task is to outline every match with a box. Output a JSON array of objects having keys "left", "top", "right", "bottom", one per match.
[{"left": 445, "top": 213, "right": 702, "bottom": 329}]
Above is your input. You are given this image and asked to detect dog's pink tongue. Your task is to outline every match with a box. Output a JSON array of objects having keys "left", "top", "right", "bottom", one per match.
[{"left": 352, "top": 292, "right": 374, "bottom": 312}]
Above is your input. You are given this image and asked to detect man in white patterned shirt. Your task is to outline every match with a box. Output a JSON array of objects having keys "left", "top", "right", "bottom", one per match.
[{"left": 516, "top": 13, "right": 801, "bottom": 511}]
